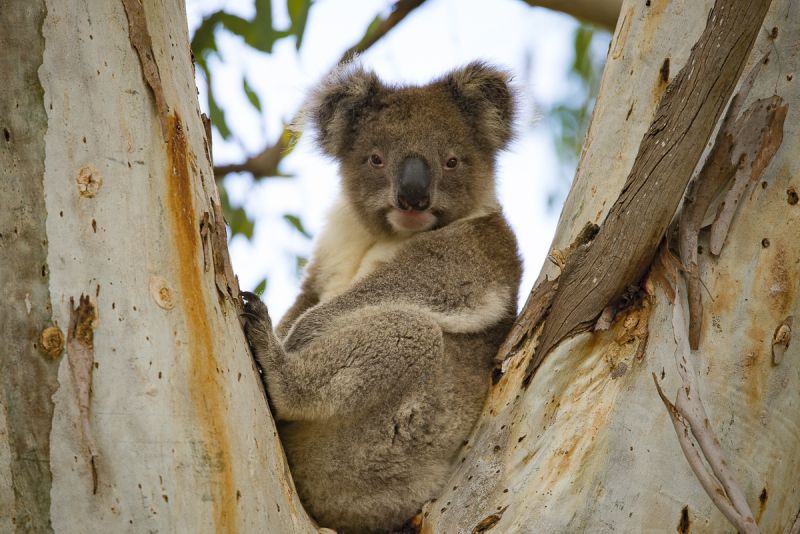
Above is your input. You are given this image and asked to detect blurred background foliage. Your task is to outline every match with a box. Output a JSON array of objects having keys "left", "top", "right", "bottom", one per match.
[{"left": 187, "top": 0, "right": 610, "bottom": 303}]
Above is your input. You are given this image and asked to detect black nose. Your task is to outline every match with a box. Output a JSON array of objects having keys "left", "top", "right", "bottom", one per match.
[{"left": 397, "top": 157, "right": 431, "bottom": 211}]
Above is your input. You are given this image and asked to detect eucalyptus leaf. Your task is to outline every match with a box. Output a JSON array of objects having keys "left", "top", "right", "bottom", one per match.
[
  {"left": 243, "top": 78, "right": 262, "bottom": 113},
  {"left": 295, "top": 255, "right": 308, "bottom": 277},
  {"left": 253, "top": 278, "right": 268, "bottom": 296},
  {"left": 283, "top": 214, "right": 311, "bottom": 238},
  {"left": 287, "top": 0, "right": 312, "bottom": 49},
  {"left": 220, "top": 187, "right": 255, "bottom": 239}
]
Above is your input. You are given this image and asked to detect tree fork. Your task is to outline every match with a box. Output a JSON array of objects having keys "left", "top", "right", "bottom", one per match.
[{"left": 521, "top": 0, "right": 772, "bottom": 380}]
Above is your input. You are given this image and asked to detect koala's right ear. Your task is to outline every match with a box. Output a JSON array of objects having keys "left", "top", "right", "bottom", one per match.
[
  {"left": 305, "top": 64, "right": 383, "bottom": 159},
  {"left": 439, "top": 61, "right": 516, "bottom": 153}
]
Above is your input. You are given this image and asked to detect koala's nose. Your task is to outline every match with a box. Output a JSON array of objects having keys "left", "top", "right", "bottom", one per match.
[{"left": 397, "top": 157, "right": 431, "bottom": 211}]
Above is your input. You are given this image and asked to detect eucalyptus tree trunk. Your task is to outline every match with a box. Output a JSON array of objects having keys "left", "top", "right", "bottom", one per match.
[
  {"left": 2, "top": 1, "right": 798, "bottom": 534},
  {"left": 1, "top": 1, "right": 313, "bottom": 532}
]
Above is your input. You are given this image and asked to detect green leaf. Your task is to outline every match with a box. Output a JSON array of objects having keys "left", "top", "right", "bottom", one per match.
[
  {"left": 243, "top": 77, "right": 262, "bottom": 112},
  {"left": 207, "top": 80, "right": 232, "bottom": 140},
  {"left": 572, "top": 25, "right": 595, "bottom": 82},
  {"left": 194, "top": 59, "right": 231, "bottom": 140},
  {"left": 247, "top": 0, "right": 280, "bottom": 52},
  {"left": 287, "top": 0, "right": 312, "bottom": 49},
  {"left": 190, "top": 11, "right": 224, "bottom": 58},
  {"left": 295, "top": 255, "right": 308, "bottom": 277},
  {"left": 283, "top": 214, "right": 311, "bottom": 238},
  {"left": 218, "top": 12, "right": 251, "bottom": 37},
  {"left": 219, "top": 187, "right": 254, "bottom": 239},
  {"left": 253, "top": 278, "right": 268, "bottom": 296}
]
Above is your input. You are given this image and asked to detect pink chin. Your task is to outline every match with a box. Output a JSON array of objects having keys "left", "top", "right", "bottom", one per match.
[{"left": 387, "top": 208, "right": 437, "bottom": 233}]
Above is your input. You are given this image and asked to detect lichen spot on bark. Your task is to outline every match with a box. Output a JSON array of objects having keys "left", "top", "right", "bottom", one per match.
[
  {"left": 39, "top": 326, "right": 65, "bottom": 359},
  {"left": 76, "top": 165, "right": 102, "bottom": 198},
  {"left": 149, "top": 275, "right": 175, "bottom": 310}
]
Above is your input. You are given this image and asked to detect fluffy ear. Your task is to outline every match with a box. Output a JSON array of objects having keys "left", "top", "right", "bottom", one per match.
[
  {"left": 304, "top": 64, "right": 383, "bottom": 158},
  {"left": 441, "top": 61, "right": 516, "bottom": 153}
]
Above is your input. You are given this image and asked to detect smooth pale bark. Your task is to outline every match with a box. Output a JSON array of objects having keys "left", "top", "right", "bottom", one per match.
[
  {"left": 1, "top": 1, "right": 313, "bottom": 532},
  {"left": 420, "top": 0, "right": 800, "bottom": 532}
]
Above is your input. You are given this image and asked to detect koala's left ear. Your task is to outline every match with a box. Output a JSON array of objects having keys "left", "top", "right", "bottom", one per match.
[{"left": 440, "top": 61, "right": 516, "bottom": 153}]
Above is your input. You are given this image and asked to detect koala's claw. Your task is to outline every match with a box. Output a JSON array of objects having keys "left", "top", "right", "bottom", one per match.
[{"left": 240, "top": 291, "right": 273, "bottom": 336}]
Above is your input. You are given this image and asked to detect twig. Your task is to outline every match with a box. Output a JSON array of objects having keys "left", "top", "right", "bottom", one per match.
[
  {"left": 520, "top": 0, "right": 622, "bottom": 30},
  {"left": 652, "top": 374, "right": 742, "bottom": 525},
  {"left": 213, "top": 0, "right": 427, "bottom": 179}
]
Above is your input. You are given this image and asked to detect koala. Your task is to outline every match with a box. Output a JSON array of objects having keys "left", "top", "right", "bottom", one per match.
[{"left": 242, "top": 61, "right": 522, "bottom": 534}]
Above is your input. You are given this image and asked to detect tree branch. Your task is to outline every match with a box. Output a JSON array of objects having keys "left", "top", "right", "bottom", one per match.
[
  {"left": 213, "top": 0, "right": 427, "bottom": 180},
  {"left": 521, "top": 0, "right": 622, "bottom": 31},
  {"left": 522, "top": 0, "right": 772, "bottom": 382}
]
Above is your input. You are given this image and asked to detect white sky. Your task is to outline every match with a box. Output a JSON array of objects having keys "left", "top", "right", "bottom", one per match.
[{"left": 186, "top": 0, "right": 602, "bottom": 319}]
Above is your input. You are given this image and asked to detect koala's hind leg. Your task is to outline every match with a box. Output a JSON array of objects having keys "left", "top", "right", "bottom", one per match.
[{"left": 243, "top": 295, "right": 443, "bottom": 422}]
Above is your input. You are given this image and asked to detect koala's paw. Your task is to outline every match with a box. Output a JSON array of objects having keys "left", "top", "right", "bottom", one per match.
[{"left": 241, "top": 291, "right": 273, "bottom": 346}]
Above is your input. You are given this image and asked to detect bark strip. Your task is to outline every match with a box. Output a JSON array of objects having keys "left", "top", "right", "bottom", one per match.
[
  {"left": 653, "top": 259, "right": 760, "bottom": 534},
  {"left": 525, "top": 0, "right": 772, "bottom": 380},
  {"left": 708, "top": 97, "right": 786, "bottom": 255},
  {"left": 66, "top": 295, "right": 99, "bottom": 494},
  {"left": 679, "top": 90, "right": 786, "bottom": 348},
  {"left": 676, "top": 56, "right": 764, "bottom": 349},
  {"left": 0, "top": 2, "right": 60, "bottom": 531},
  {"left": 122, "top": 0, "right": 169, "bottom": 141},
  {"left": 210, "top": 198, "right": 241, "bottom": 308}
]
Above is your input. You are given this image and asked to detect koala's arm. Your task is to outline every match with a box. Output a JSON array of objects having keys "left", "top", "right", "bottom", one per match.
[
  {"left": 243, "top": 293, "right": 442, "bottom": 422},
  {"left": 283, "top": 214, "right": 520, "bottom": 350}
]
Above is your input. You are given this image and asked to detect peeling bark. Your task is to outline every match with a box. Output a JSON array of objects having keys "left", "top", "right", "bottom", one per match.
[
  {"left": 772, "top": 316, "right": 793, "bottom": 365},
  {"left": 121, "top": 0, "right": 170, "bottom": 140},
  {"left": 678, "top": 55, "right": 787, "bottom": 349},
  {"left": 66, "top": 295, "right": 99, "bottom": 494},
  {"left": 209, "top": 198, "right": 241, "bottom": 307}
]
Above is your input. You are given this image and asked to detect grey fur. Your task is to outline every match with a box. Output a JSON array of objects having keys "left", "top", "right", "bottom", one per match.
[{"left": 243, "top": 62, "right": 522, "bottom": 534}]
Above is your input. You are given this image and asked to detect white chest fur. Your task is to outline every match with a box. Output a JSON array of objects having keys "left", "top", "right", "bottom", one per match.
[{"left": 312, "top": 200, "right": 409, "bottom": 303}]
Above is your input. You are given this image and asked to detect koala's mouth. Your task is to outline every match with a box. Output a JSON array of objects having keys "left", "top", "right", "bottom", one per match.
[{"left": 386, "top": 207, "right": 438, "bottom": 233}]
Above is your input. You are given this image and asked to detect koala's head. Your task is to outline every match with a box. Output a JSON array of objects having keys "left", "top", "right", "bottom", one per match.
[{"left": 306, "top": 61, "right": 516, "bottom": 235}]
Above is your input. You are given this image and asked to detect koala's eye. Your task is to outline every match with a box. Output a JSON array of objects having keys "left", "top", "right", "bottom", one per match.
[
  {"left": 369, "top": 154, "right": 384, "bottom": 168},
  {"left": 444, "top": 157, "right": 459, "bottom": 170}
]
